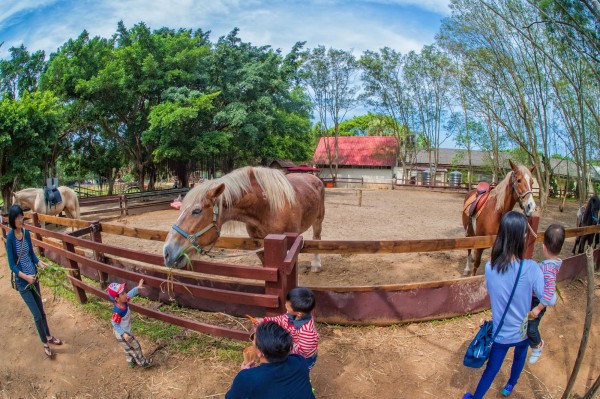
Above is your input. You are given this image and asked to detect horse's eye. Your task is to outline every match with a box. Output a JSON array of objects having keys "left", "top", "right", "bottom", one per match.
[{"left": 192, "top": 208, "right": 202, "bottom": 215}]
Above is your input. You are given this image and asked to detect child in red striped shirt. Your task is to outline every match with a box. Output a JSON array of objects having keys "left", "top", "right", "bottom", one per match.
[
  {"left": 250, "top": 288, "right": 319, "bottom": 370},
  {"left": 527, "top": 223, "right": 564, "bottom": 365}
]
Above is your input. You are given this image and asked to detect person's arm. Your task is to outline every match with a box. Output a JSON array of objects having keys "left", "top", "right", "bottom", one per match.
[
  {"left": 262, "top": 313, "right": 287, "bottom": 327},
  {"left": 529, "top": 303, "right": 545, "bottom": 319},
  {"left": 539, "top": 263, "right": 558, "bottom": 306},
  {"left": 127, "top": 287, "right": 139, "bottom": 299},
  {"left": 5, "top": 233, "right": 19, "bottom": 275},
  {"left": 530, "top": 262, "right": 548, "bottom": 306}
]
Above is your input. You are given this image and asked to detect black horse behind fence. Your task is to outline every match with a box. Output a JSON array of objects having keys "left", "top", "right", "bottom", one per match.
[{"left": 572, "top": 195, "right": 600, "bottom": 254}]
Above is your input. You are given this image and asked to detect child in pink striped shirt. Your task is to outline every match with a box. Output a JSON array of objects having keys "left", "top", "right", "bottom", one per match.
[
  {"left": 527, "top": 224, "right": 565, "bottom": 365},
  {"left": 252, "top": 288, "right": 320, "bottom": 370}
]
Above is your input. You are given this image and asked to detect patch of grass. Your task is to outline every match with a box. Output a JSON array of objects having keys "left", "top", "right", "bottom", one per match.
[{"left": 36, "top": 256, "right": 246, "bottom": 364}]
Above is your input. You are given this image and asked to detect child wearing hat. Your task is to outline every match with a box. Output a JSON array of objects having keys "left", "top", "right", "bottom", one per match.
[{"left": 107, "top": 279, "right": 153, "bottom": 368}]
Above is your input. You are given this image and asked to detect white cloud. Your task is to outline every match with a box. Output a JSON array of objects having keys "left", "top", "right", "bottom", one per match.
[{"left": 0, "top": 0, "right": 446, "bottom": 58}]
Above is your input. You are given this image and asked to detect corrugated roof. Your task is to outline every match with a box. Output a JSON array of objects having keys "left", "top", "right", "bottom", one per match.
[
  {"left": 269, "top": 160, "right": 296, "bottom": 168},
  {"left": 312, "top": 136, "right": 398, "bottom": 167}
]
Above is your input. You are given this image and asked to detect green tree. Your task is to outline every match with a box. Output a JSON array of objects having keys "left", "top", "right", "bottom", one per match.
[
  {"left": 300, "top": 46, "right": 359, "bottom": 179},
  {"left": 0, "top": 92, "right": 64, "bottom": 208}
]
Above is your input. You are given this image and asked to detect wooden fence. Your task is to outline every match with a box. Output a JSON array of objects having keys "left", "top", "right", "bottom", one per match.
[
  {"left": 2, "top": 212, "right": 598, "bottom": 335},
  {"left": 1, "top": 213, "right": 301, "bottom": 341},
  {"left": 79, "top": 188, "right": 189, "bottom": 217}
]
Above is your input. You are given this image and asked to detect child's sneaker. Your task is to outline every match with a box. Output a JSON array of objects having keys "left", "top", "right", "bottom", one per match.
[
  {"left": 528, "top": 340, "right": 544, "bottom": 364},
  {"left": 140, "top": 358, "right": 154, "bottom": 369},
  {"left": 463, "top": 393, "right": 474, "bottom": 399},
  {"left": 501, "top": 384, "right": 514, "bottom": 396},
  {"left": 128, "top": 361, "right": 136, "bottom": 368}
]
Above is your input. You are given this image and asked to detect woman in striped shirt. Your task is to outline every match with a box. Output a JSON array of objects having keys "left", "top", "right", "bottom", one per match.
[{"left": 5, "top": 205, "right": 62, "bottom": 358}]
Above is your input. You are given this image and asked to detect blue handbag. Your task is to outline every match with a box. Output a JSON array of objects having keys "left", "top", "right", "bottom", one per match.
[{"left": 463, "top": 260, "right": 523, "bottom": 368}]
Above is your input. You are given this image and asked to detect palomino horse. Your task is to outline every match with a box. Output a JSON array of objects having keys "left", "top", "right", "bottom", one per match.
[
  {"left": 163, "top": 166, "right": 325, "bottom": 271},
  {"left": 462, "top": 160, "right": 536, "bottom": 275},
  {"left": 572, "top": 195, "right": 600, "bottom": 254},
  {"left": 13, "top": 186, "right": 80, "bottom": 221}
]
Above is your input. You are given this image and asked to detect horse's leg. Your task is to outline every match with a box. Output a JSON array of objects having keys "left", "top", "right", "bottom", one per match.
[
  {"left": 245, "top": 225, "right": 266, "bottom": 266},
  {"left": 472, "top": 249, "right": 484, "bottom": 276},
  {"left": 463, "top": 249, "right": 472, "bottom": 276},
  {"left": 309, "top": 204, "right": 324, "bottom": 273},
  {"left": 572, "top": 236, "right": 579, "bottom": 255},
  {"left": 310, "top": 226, "right": 323, "bottom": 273}
]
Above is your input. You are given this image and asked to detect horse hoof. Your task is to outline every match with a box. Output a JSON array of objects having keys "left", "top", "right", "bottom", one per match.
[{"left": 310, "top": 266, "right": 322, "bottom": 273}]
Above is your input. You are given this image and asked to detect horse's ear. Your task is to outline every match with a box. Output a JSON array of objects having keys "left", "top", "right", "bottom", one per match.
[
  {"left": 529, "top": 164, "right": 536, "bottom": 173},
  {"left": 509, "top": 159, "right": 518, "bottom": 172},
  {"left": 207, "top": 184, "right": 225, "bottom": 200}
]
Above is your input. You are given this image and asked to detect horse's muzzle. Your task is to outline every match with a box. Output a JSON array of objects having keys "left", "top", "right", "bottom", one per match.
[{"left": 163, "top": 243, "right": 186, "bottom": 269}]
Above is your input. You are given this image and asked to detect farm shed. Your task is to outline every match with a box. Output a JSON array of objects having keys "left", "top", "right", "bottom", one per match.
[
  {"left": 269, "top": 160, "right": 296, "bottom": 174},
  {"left": 312, "top": 136, "right": 398, "bottom": 187}
]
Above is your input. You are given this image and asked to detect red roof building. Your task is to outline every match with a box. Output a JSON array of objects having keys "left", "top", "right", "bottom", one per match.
[{"left": 312, "top": 136, "right": 398, "bottom": 167}]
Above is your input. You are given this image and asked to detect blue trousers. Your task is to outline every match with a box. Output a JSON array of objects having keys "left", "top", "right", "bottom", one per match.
[
  {"left": 472, "top": 339, "right": 529, "bottom": 399},
  {"left": 17, "top": 280, "right": 51, "bottom": 344},
  {"left": 527, "top": 296, "right": 546, "bottom": 348}
]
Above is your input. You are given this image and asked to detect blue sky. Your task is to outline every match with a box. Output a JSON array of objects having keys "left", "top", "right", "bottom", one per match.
[{"left": 1, "top": 0, "right": 450, "bottom": 59}]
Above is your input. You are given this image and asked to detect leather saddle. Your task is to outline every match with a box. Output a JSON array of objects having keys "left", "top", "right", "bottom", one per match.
[
  {"left": 44, "top": 186, "right": 63, "bottom": 208},
  {"left": 464, "top": 182, "right": 491, "bottom": 219}
]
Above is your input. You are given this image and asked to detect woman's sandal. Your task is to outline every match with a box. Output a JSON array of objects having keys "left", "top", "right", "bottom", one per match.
[
  {"left": 43, "top": 344, "right": 53, "bottom": 358},
  {"left": 47, "top": 336, "right": 62, "bottom": 345}
]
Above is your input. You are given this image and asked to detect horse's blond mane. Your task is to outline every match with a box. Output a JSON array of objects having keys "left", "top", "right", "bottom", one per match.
[
  {"left": 492, "top": 165, "right": 531, "bottom": 212},
  {"left": 183, "top": 166, "right": 296, "bottom": 212}
]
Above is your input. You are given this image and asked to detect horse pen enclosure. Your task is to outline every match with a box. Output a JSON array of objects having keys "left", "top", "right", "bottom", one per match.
[{"left": 0, "top": 188, "right": 598, "bottom": 398}]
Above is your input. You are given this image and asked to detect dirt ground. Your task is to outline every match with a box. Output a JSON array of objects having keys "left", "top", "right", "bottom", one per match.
[{"left": 0, "top": 188, "right": 598, "bottom": 398}]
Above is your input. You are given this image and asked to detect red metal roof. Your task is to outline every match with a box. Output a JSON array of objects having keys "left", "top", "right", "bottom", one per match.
[
  {"left": 312, "top": 136, "right": 398, "bottom": 167},
  {"left": 288, "top": 164, "right": 321, "bottom": 173}
]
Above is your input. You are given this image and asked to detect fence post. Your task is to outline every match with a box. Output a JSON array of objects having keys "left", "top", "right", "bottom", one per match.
[
  {"left": 63, "top": 234, "right": 88, "bottom": 304},
  {"left": 31, "top": 213, "right": 44, "bottom": 257},
  {"left": 121, "top": 194, "right": 129, "bottom": 216},
  {"left": 284, "top": 233, "right": 300, "bottom": 290},
  {"left": 90, "top": 221, "right": 109, "bottom": 289},
  {"left": 524, "top": 215, "right": 539, "bottom": 259},
  {"left": 263, "top": 234, "right": 288, "bottom": 316}
]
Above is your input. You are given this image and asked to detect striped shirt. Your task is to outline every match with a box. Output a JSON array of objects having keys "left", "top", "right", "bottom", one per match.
[
  {"left": 538, "top": 259, "right": 561, "bottom": 304},
  {"left": 263, "top": 314, "right": 319, "bottom": 358},
  {"left": 15, "top": 235, "right": 36, "bottom": 276}
]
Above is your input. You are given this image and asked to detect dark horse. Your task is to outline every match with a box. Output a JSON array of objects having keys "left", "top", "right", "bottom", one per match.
[
  {"left": 462, "top": 160, "right": 537, "bottom": 275},
  {"left": 571, "top": 195, "right": 600, "bottom": 254},
  {"left": 163, "top": 166, "right": 325, "bottom": 271}
]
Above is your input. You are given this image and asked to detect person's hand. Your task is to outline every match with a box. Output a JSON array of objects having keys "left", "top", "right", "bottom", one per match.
[
  {"left": 529, "top": 306, "right": 541, "bottom": 319},
  {"left": 137, "top": 279, "right": 144, "bottom": 289},
  {"left": 528, "top": 310, "right": 538, "bottom": 320},
  {"left": 123, "top": 333, "right": 132, "bottom": 342},
  {"left": 240, "top": 361, "right": 255, "bottom": 370},
  {"left": 24, "top": 274, "right": 37, "bottom": 284},
  {"left": 37, "top": 260, "right": 48, "bottom": 268}
]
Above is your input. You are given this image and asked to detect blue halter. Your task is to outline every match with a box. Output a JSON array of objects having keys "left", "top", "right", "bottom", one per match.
[{"left": 171, "top": 201, "right": 221, "bottom": 253}]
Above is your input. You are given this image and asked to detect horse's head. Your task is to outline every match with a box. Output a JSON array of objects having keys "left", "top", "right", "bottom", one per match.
[
  {"left": 509, "top": 160, "right": 536, "bottom": 217},
  {"left": 163, "top": 183, "right": 225, "bottom": 268},
  {"left": 586, "top": 195, "right": 600, "bottom": 225}
]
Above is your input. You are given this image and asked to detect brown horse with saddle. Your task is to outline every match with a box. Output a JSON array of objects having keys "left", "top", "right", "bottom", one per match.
[{"left": 462, "top": 160, "right": 537, "bottom": 276}]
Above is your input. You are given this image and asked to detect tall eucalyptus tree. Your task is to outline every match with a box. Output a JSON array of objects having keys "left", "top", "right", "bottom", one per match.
[
  {"left": 404, "top": 45, "right": 453, "bottom": 178},
  {"left": 301, "top": 46, "right": 359, "bottom": 179},
  {"left": 360, "top": 48, "right": 419, "bottom": 182}
]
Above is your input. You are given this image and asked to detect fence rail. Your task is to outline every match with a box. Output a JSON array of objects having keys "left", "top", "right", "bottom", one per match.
[
  {"left": 3, "top": 212, "right": 596, "bottom": 332},
  {"left": 1, "top": 214, "right": 302, "bottom": 341}
]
